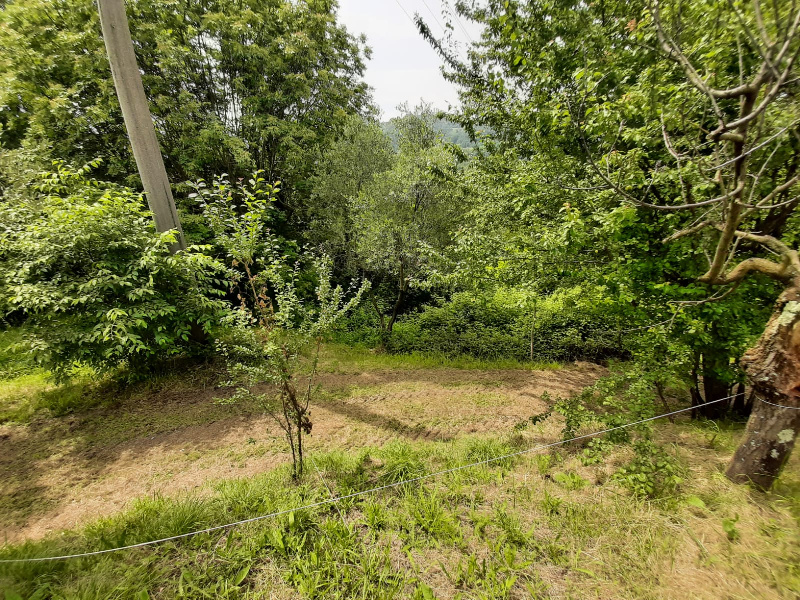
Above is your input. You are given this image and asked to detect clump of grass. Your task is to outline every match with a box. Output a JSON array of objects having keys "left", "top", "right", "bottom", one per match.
[
  {"left": 402, "top": 488, "right": 462, "bottom": 545},
  {"left": 377, "top": 441, "right": 427, "bottom": 484},
  {"left": 463, "top": 437, "right": 516, "bottom": 469}
]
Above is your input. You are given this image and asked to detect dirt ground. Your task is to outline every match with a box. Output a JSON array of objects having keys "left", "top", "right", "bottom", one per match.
[{"left": 0, "top": 361, "right": 604, "bottom": 543}]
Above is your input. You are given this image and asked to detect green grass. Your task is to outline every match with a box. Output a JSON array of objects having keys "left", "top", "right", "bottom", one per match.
[
  {"left": 319, "top": 343, "right": 562, "bottom": 373},
  {"left": 0, "top": 371, "right": 116, "bottom": 425},
  {"left": 1, "top": 431, "right": 798, "bottom": 600},
  {"left": 0, "top": 327, "right": 37, "bottom": 380}
]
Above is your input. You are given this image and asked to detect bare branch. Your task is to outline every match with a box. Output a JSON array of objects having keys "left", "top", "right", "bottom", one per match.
[
  {"left": 710, "top": 123, "right": 796, "bottom": 171},
  {"left": 726, "top": 0, "right": 783, "bottom": 80},
  {"left": 662, "top": 219, "right": 716, "bottom": 243},
  {"left": 741, "top": 194, "right": 799, "bottom": 210},
  {"left": 731, "top": 230, "right": 792, "bottom": 254},
  {"left": 710, "top": 255, "right": 793, "bottom": 284},
  {"left": 760, "top": 174, "right": 800, "bottom": 204},
  {"left": 650, "top": 0, "right": 725, "bottom": 122},
  {"left": 773, "top": 7, "right": 800, "bottom": 67},
  {"left": 753, "top": 0, "right": 774, "bottom": 48},
  {"left": 710, "top": 45, "right": 800, "bottom": 139},
  {"left": 570, "top": 97, "right": 741, "bottom": 211},
  {"left": 670, "top": 280, "right": 743, "bottom": 305},
  {"left": 699, "top": 202, "right": 744, "bottom": 283}
]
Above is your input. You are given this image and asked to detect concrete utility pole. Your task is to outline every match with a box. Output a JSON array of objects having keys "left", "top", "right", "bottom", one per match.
[{"left": 97, "top": 0, "right": 186, "bottom": 251}]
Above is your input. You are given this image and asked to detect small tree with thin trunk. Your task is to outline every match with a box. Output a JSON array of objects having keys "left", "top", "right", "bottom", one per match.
[{"left": 217, "top": 257, "right": 369, "bottom": 479}]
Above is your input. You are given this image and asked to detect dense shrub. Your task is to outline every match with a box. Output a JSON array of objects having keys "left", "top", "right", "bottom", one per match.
[
  {"left": 329, "top": 304, "right": 385, "bottom": 347},
  {"left": 386, "top": 287, "right": 622, "bottom": 362},
  {"left": 0, "top": 162, "right": 229, "bottom": 380}
]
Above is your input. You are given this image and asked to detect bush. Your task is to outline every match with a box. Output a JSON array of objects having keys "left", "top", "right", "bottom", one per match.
[
  {"left": 0, "top": 161, "right": 229, "bottom": 380},
  {"left": 385, "top": 286, "right": 621, "bottom": 362}
]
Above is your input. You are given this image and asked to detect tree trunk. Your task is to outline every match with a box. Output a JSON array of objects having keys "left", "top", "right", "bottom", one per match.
[
  {"left": 730, "top": 382, "right": 751, "bottom": 419},
  {"left": 698, "top": 351, "right": 732, "bottom": 419},
  {"left": 726, "top": 288, "right": 800, "bottom": 490}
]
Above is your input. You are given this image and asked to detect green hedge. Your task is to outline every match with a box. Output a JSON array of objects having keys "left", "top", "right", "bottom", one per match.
[{"left": 385, "top": 287, "right": 622, "bottom": 362}]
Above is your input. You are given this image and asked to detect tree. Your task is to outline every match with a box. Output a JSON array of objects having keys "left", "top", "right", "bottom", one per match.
[
  {"left": 189, "top": 171, "right": 282, "bottom": 321},
  {"left": 350, "top": 107, "right": 463, "bottom": 332},
  {"left": 430, "top": 0, "right": 799, "bottom": 488},
  {"left": 0, "top": 0, "right": 371, "bottom": 196},
  {"left": 217, "top": 257, "right": 368, "bottom": 479},
  {"left": 306, "top": 115, "right": 395, "bottom": 272}
]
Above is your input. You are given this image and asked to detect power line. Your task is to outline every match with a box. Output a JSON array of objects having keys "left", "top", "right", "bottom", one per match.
[
  {"left": 421, "top": 0, "right": 446, "bottom": 33},
  {"left": 758, "top": 397, "right": 800, "bottom": 410},
  {"left": 447, "top": 2, "right": 474, "bottom": 44},
  {"left": 0, "top": 393, "right": 739, "bottom": 564},
  {"left": 393, "top": 0, "right": 415, "bottom": 24}
]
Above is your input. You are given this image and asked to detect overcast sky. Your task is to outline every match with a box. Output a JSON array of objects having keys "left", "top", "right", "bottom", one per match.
[{"left": 336, "top": 0, "right": 480, "bottom": 120}]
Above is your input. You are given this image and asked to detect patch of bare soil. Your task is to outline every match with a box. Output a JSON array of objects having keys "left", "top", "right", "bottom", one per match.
[{"left": 0, "top": 362, "right": 604, "bottom": 543}]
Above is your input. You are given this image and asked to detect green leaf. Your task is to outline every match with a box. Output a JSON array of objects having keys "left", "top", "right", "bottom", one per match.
[{"left": 685, "top": 495, "right": 706, "bottom": 509}]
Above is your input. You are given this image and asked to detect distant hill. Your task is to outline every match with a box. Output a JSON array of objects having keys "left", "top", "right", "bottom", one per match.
[{"left": 380, "top": 118, "right": 478, "bottom": 150}]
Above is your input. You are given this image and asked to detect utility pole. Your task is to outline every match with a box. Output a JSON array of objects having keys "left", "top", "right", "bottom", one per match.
[{"left": 97, "top": 0, "right": 186, "bottom": 252}]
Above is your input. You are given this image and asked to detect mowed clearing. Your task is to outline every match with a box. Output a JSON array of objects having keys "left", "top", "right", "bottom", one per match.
[{"left": 0, "top": 352, "right": 604, "bottom": 543}]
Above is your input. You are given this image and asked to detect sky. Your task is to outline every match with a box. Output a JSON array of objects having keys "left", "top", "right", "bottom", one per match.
[{"left": 336, "top": 0, "right": 480, "bottom": 120}]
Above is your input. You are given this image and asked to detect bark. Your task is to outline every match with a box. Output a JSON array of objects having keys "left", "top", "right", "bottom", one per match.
[
  {"left": 726, "top": 288, "right": 800, "bottom": 489},
  {"left": 730, "top": 382, "right": 751, "bottom": 419},
  {"left": 698, "top": 351, "right": 732, "bottom": 420},
  {"left": 386, "top": 278, "right": 408, "bottom": 333}
]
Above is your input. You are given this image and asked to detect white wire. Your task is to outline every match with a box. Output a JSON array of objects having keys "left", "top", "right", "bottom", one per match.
[
  {"left": 393, "top": 0, "right": 415, "bottom": 24},
  {"left": 758, "top": 396, "right": 800, "bottom": 410},
  {"left": 0, "top": 393, "right": 741, "bottom": 563}
]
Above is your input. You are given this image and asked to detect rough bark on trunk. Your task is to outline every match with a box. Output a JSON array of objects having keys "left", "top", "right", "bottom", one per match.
[{"left": 726, "top": 288, "right": 800, "bottom": 489}]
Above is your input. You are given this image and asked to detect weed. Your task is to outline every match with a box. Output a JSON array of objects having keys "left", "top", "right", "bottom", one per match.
[
  {"left": 612, "top": 441, "right": 684, "bottom": 499},
  {"left": 541, "top": 490, "right": 563, "bottom": 516},
  {"left": 464, "top": 438, "right": 515, "bottom": 470},
  {"left": 722, "top": 514, "right": 740, "bottom": 542},
  {"left": 441, "top": 552, "right": 519, "bottom": 599},
  {"left": 403, "top": 488, "right": 462, "bottom": 544},
  {"left": 533, "top": 454, "right": 555, "bottom": 476},
  {"left": 493, "top": 505, "right": 531, "bottom": 548},
  {"left": 553, "top": 471, "right": 588, "bottom": 491},
  {"left": 378, "top": 441, "right": 427, "bottom": 484}
]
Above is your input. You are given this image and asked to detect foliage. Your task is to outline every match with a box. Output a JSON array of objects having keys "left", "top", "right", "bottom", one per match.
[
  {"left": 307, "top": 114, "right": 395, "bottom": 272},
  {"left": 0, "top": 162, "right": 228, "bottom": 380},
  {"left": 216, "top": 256, "right": 368, "bottom": 478},
  {"left": 386, "top": 286, "right": 621, "bottom": 362},
  {"left": 420, "top": 0, "right": 795, "bottom": 432},
  {"left": 350, "top": 105, "right": 464, "bottom": 332},
  {"left": 189, "top": 171, "right": 286, "bottom": 321},
  {"left": 612, "top": 441, "right": 685, "bottom": 499},
  {"left": 550, "top": 360, "right": 690, "bottom": 499},
  {"left": 0, "top": 0, "right": 371, "bottom": 191}
]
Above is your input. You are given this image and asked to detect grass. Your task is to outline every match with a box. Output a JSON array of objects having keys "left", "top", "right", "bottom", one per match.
[
  {"left": 318, "top": 343, "right": 562, "bottom": 373},
  {"left": 0, "top": 332, "right": 797, "bottom": 598},
  {"left": 0, "top": 327, "right": 36, "bottom": 380},
  {"left": 1, "top": 427, "right": 798, "bottom": 599}
]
